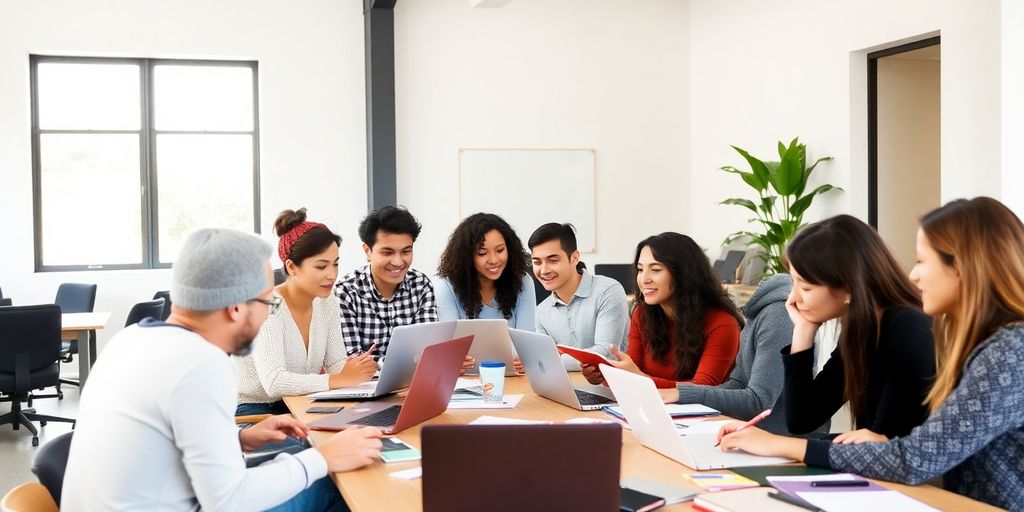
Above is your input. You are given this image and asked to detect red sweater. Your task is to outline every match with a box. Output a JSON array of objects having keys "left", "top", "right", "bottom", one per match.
[{"left": 627, "top": 306, "right": 740, "bottom": 388}]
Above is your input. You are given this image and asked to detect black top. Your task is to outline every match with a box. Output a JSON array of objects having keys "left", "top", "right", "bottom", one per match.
[{"left": 782, "top": 305, "right": 935, "bottom": 438}]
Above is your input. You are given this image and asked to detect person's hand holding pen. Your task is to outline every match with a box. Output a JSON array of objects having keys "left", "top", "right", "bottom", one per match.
[{"left": 329, "top": 342, "right": 379, "bottom": 388}]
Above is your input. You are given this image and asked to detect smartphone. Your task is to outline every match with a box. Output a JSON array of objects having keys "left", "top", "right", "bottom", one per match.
[
  {"left": 306, "top": 406, "right": 343, "bottom": 414},
  {"left": 379, "top": 437, "right": 422, "bottom": 463}
]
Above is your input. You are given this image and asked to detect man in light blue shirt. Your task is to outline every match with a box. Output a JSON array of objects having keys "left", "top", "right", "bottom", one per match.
[{"left": 529, "top": 223, "right": 630, "bottom": 370}]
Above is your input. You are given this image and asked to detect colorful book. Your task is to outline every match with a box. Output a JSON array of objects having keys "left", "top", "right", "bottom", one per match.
[{"left": 682, "top": 473, "right": 760, "bottom": 492}]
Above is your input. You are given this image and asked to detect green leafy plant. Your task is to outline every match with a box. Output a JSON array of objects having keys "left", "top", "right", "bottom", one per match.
[{"left": 721, "top": 137, "right": 841, "bottom": 276}]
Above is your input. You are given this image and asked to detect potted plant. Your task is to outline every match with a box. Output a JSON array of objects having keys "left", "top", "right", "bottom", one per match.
[{"left": 720, "top": 137, "right": 842, "bottom": 276}]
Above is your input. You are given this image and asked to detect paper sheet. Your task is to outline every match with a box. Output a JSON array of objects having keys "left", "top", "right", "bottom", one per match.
[
  {"left": 468, "top": 415, "right": 553, "bottom": 425},
  {"left": 389, "top": 467, "right": 422, "bottom": 480},
  {"left": 796, "top": 490, "right": 940, "bottom": 512},
  {"left": 446, "top": 394, "right": 524, "bottom": 409}
]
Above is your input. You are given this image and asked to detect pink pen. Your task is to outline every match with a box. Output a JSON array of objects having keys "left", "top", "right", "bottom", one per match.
[{"left": 714, "top": 408, "right": 772, "bottom": 447}]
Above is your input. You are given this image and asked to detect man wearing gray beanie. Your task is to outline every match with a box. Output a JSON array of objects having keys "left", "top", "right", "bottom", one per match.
[{"left": 63, "top": 228, "right": 383, "bottom": 511}]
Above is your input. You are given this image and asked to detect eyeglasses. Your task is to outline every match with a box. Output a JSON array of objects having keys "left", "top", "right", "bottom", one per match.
[{"left": 248, "top": 296, "right": 282, "bottom": 314}]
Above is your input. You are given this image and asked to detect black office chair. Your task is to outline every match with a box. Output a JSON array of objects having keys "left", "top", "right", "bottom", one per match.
[
  {"left": 125, "top": 298, "right": 166, "bottom": 327},
  {"left": 54, "top": 283, "right": 98, "bottom": 395},
  {"left": 593, "top": 264, "right": 636, "bottom": 294},
  {"left": 0, "top": 285, "right": 9, "bottom": 306},
  {"left": 273, "top": 267, "right": 288, "bottom": 286},
  {"left": 0, "top": 305, "right": 76, "bottom": 446},
  {"left": 152, "top": 290, "right": 172, "bottom": 321},
  {"left": 30, "top": 431, "right": 72, "bottom": 506}
]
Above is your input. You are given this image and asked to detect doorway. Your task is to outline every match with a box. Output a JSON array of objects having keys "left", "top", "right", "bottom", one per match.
[{"left": 868, "top": 37, "right": 941, "bottom": 271}]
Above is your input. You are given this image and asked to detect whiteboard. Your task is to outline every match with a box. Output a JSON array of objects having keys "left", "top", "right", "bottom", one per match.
[{"left": 458, "top": 149, "right": 596, "bottom": 253}]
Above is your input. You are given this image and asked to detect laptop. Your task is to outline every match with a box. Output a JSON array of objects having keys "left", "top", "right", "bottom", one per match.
[
  {"left": 421, "top": 423, "right": 622, "bottom": 512},
  {"left": 599, "top": 364, "right": 792, "bottom": 470},
  {"left": 453, "top": 319, "right": 517, "bottom": 376},
  {"left": 509, "top": 328, "right": 617, "bottom": 410},
  {"left": 307, "top": 320, "right": 457, "bottom": 400},
  {"left": 307, "top": 335, "right": 473, "bottom": 434}
]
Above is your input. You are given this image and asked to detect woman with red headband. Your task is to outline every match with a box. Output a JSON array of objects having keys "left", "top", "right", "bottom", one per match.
[{"left": 234, "top": 208, "right": 378, "bottom": 416}]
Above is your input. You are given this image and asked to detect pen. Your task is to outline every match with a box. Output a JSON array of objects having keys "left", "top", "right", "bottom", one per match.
[
  {"left": 714, "top": 408, "right": 772, "bottom": 447},
  {"left": 810, "top": 480, "right": 869, "bottom": 487},
  {"left": 767, "top": 491, "right": 823, "bottom": 512}
]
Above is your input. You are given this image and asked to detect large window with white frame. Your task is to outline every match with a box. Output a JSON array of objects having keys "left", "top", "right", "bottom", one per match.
[{"left": 30, "top": 56, "right": 260, "bottom": 271}]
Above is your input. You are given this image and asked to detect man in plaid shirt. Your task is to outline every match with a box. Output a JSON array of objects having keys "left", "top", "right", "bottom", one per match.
[{"left": 335, "top": 206, "right": 438, "bottom": 361}]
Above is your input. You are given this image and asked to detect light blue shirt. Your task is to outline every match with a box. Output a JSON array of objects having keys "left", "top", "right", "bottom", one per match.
[
  {"left": 433, "top": 273, "right": 536, "bottom": 331},
  {"left": 535, "top": 270, "right": 629, "bottom": 370}
]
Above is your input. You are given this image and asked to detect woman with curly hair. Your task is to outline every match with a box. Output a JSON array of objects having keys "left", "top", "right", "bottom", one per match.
[
  {"left": 435, "top": 213, "right": 536, "bottom": 372},
  {"left": 583, "top": 232, "right": 743, "bottom": 388}
]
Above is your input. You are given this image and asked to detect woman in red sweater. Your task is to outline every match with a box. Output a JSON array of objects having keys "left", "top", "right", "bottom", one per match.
[{"left": 583, "top": 232, "right": 743, "bottom": 388}]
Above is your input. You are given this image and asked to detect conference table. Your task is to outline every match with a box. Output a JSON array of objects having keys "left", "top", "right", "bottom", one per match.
[
  {"left": 284, "top": 375, "right": 999, "bottom": 512},
  {"left": 60, "top": 312, "right": 111, "bottom": 389}
]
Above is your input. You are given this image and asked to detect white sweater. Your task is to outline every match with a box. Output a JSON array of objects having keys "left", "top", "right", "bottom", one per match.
[
  {"left": 61, "top": 320, "right": 328, "bottom": 511},
  {"left": 235, "top": 294, "right": 347, "bottom": 404}
]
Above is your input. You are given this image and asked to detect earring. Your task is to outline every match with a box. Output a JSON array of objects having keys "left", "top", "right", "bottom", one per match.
[{"left": 844, "top": 298, "right": 851, "bottom": 305}]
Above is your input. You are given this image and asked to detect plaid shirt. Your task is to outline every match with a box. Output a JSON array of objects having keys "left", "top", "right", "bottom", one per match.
[{"left": 334, "top": 266, "right": 438, "bottom": 361}]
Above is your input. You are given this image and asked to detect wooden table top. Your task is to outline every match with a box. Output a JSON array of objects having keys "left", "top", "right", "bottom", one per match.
[
  {"left": 283, "top": 375, "right": 999, "bottom": 512},
  {"left": 61, "top": 312, "right": 111, "bottom": 332}
]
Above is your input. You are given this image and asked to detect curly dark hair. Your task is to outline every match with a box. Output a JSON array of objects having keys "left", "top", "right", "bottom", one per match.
[
  {"left": 437, "top": 213, "right": 530, "bottom": 319},
  {"left": 633, "top": 232, "right": 744, "bottom": 380}
]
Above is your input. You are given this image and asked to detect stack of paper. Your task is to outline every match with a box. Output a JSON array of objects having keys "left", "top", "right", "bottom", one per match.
[
  {"left": 682, "top": 473, "right": 760, "bottom": 492},
  {"left": 468, "top": 415, "right": 553, "bottom": 426},
  {"left": 768, "top": 474, "right": 940, "bottom": 512}
]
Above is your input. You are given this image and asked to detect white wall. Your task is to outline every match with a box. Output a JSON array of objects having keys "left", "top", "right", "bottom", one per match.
[
  {"left": 1003, "top": 0, "right": 1024, "bottom": 217},
  {"left": 0, "top": 0, "right": 368, "bottom": 347},
  {"left": 687, "top": 0, "right": 1002, "bottom": 253},
  {"left": 877, "top": 56, "right": 941, "bottom": 271},
  {"left": 392, "top": 0, "right": 691, "bottom": 270}
]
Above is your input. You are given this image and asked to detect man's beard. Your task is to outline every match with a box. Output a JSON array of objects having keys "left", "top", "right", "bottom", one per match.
[{"left": 230, "top": 324, "right": 259, "bottom": 356}]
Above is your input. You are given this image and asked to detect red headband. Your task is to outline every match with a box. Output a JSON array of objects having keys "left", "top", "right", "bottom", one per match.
[{"left": 278, "top": 221, "right": 327, "bottom": 264}]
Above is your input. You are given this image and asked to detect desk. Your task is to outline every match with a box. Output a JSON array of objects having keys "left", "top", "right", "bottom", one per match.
[
  {"left": 61, "top": 312, "right": 111, "bottom": 389},
  {"left": 284, "top": 375, "right": 998, "bottom": 512}
]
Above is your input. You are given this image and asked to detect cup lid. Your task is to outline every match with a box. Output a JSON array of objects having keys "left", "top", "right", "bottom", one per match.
[{"left": 480, "top": 361, "right": 506, "bottom": 368}]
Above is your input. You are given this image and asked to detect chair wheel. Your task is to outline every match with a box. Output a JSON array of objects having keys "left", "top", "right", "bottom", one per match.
[
  {"left": 32, "top": 437, "right": 39, "bottom": 447},
  {"left": 13, "top": 423, "right": 19, "bottom": 430},
  {"left": 40, "top": 421, "right": 47, "bottom": 426},
  {"left": 58, "top": 392, "right": 64, "bottom": 400}
]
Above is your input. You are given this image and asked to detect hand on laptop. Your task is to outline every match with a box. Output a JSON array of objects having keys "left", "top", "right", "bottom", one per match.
[
  {"left": 239, "top": 415, "right": 310, "bottom": 452},
  {"left": 715, "top": 423, "right": 806, "bottom": 461},
  {"left": 513, "top": 357, "right": 524, "bottom": 374},
  {"left": 316, "top": 426, "right": 385, "bottom": 472},
  {"left": 833, "top": 428, "right": 887, "bottom": 445},
  {"left": 332, "top": 347, "right": 379, "bottom": 388},
  {"left": 460, "top": 355, "right": 476, "bottom": 374}
]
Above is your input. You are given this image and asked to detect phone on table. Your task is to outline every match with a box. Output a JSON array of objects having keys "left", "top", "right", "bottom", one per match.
[
  {"left": 379, "top": 437, "right": 422, "bottom": 463},
  {"left": 306, "top": 406, "right": 344, "bottom": 414}
]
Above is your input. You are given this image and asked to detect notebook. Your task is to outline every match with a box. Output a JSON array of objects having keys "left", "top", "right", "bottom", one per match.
[{"left": 693, "top": 487, "right": 810, "bottom": 512}]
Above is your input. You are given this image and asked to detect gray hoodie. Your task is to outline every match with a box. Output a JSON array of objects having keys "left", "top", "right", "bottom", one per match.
[{"left": 676, "top": 273, "right": 797, "bottom": 434}]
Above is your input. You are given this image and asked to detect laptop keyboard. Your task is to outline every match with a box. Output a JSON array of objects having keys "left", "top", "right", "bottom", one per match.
[
  {"left": 575, "top": 389, "right": 614, "bottom": 406},
  {"left": 349, "top": 405, "right": 402, "bottom": 427}
]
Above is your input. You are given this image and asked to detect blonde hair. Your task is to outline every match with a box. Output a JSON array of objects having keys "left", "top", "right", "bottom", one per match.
[{"left": 920, "top": 197, "right": 1024, "bottom": 411}]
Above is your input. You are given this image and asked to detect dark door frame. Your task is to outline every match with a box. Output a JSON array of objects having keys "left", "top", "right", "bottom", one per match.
[{"left": 867, "top": 35, "right": 940, "bottom": 227}]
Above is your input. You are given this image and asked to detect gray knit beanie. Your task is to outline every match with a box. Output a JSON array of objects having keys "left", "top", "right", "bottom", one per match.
[{"left": 171, "top": 228, "right": 273, "bottom": 311}]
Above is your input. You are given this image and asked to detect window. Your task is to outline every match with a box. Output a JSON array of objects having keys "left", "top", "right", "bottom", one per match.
[{"left": 31, "top": 56, "right": 260, "bottom": 271}]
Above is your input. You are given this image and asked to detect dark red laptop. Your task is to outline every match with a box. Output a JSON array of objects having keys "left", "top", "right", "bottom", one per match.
[{"left": 307, "top": 335, "right": 473, "bottom": 434}]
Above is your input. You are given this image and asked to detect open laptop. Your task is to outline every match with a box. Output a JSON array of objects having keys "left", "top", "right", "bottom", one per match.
[
  {"left": 307, "top": 335, "right": 473, "bottom": 434},
  {"left": 509, "top": 328, "right": 617, "bottom": 410},
  {"left": 421, "top": 423, "right": 622, "bottom": 512},
  {"left": 453, "top": 319, "right": 517, "bottom": 376},
  {"left": 307, "top": 320, "right": 457, "bottom": 400},
  {"left": 600, "top": 364, "right": 792, "bottom": 470}
]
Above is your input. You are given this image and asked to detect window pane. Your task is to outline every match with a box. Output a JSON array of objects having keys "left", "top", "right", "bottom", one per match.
[
  {"left": 154, "top": 65, "right": 254, "bottom": 131},
  {"left": 37, "top": 62, "right": 141, "bottom": 130},
  {"left": 156, "top": 134, "right": 254, "bottom": 263},
  {"left": 39, "top": 134, "right": 142, "bottom": 266}
]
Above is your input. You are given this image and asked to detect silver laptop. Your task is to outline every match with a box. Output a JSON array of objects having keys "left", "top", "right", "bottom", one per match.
[
  {"left": 600, "top": 364, "right": 792, "bottom": 470},
  {"left": 308, "top": 320, "right": 457, "bottom": 400},
  {"left": 453, "top": 319, "right": 517, "bottom": 376},
  {"left": 509, "top": 328, "right": 616, "bottom": 411}
]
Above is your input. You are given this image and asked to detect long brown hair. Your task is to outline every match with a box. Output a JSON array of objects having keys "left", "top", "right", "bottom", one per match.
[
  {"left": 785, "top": 215, "right": 921, "bottom": 420},
  {"left": 633, "top": 233, "right": 744, "bottom": 380},
  {"left": 919, "top": 197, "right": 1024, "bottom": 411}
]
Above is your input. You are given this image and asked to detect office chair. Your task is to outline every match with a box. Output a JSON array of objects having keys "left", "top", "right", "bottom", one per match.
[
  {"left": 530, "top": 272, "right": 548, "bottom": 305},
  {"left": 152, "top": 290, "right": 172, "bottom": 321},
  {"left": 54, "top": 283, "right": 97, "bottom": 395},
  {"left": 30, "top": 431, "right": 72, "bottom": 507},
  {"left": 0, "top": 285, "right": 9, "bottom": 307},
  {"left": 0, "top": 482, "right": 58, "bottom": 512},
  {"left": 124, "top": 298, "right": 166, "bottom": 327},
  {"left": 273, "top": 268, "right": 288, "bottom": 286},
  {"left": 0, "top": 305, "right": 76, "bottom": 446},
  {"left": 593, "top": 264, "right": 636, "bottom": 294}
]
